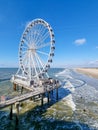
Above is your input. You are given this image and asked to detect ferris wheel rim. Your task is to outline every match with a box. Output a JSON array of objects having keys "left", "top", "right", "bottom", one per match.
[{"left": 19, "top": 18, "right": 55, "bottom": 79}]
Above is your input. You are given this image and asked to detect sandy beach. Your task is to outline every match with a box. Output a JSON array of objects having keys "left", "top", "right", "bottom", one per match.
[{"left": 76, "top": 68, "right": 98, "bottom": 79}]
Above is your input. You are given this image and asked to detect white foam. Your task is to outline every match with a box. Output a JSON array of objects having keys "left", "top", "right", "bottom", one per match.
[
  {"left": 63, "top": 94, "right": 76, "bottom": 111},
  {"left": 55, "top": 69, "right": 73, "bottom": 80},
  {"left": 64, "top": 80, "right": 75, "bottom": 92},
  {"left": 56, "top": 69, "right": 67, "bottom": 75},
  {"left": 55, "top": 69, "right": 76, "bottom": 111},
  {"left": 59, "top": 81, "right": 76, "bottom": 111},
  {"left": 92, "top": 122, "right": 98, "bottom": 128}
]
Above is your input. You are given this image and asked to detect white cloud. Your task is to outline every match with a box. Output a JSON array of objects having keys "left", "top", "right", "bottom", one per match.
[
  {"left": 88, "top": 60, "right": 98, "bottom": 64},
  {"left": 96, "top": 46, "right": 98, "bottom": 49},
  {"left": 86, "top": 60, "right": 98, "bottom": 67},
  {"left": 74, "top": 38, "right": 86, "bottom": 45}
]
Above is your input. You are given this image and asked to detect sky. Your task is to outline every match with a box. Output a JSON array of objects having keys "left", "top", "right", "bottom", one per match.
[{"left": 0, "top": 0, "right": 98, "bottom": 68}]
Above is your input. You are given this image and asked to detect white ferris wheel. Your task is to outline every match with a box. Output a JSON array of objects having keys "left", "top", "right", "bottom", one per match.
[{"left": 17, "top": 18, "right": 55, "bottom": 81}]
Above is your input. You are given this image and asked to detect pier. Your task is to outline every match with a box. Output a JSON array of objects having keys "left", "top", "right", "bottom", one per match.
[
  {"left": 0, "top": 80, "right": 60, "bottom": 123},
  {"left": 0, "top": 80, "right": 60, "bottom": 109},
  {"left": 0, "top": 77, "right": 60, "bottom": 109}
]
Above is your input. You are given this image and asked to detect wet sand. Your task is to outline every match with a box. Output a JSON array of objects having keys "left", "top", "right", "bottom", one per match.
[{"left": 76, "top": 68, "right": 98, "bottom": 79}]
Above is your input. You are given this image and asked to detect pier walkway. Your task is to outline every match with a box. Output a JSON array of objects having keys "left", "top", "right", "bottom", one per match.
[{"left": 0, "top": 84, "right": 60, "bottom": 109}]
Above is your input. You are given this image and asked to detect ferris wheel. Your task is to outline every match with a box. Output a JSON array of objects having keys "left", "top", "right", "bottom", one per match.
[{"left": 19, "top": 18, "right": 55, "bottom": 80}]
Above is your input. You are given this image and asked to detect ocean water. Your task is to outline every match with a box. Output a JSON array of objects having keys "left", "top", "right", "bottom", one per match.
[{"left": 0, "top": 68, "right": 98, "bottom": 130}]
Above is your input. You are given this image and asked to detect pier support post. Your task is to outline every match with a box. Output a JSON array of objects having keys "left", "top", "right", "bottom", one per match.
[
  {"left": 9, "top": 105, "right": 13, "bottom": 120},
  {"left": 30, "top": 97, "right": 33, "bottom": 101},
  {"left": 13, "top": 83, "right": 17, "bottom": 91},
  {"left": 48, "top": 91, "right": 50, "bottom": 104},
  {"left": 15, "top": 102, "right": 20, "bottom": 124},
  {"left": 33, "top": 96, "right": 35, "bottom": 102},
  {"left": 41, "top": 94, "right": 44, "bottom": 106},
  {"left": 56, "top": 88, "right": 58, "bottom": 100},
  {"left": 21, "top": 86, "right": 23, "bottom": 94}
]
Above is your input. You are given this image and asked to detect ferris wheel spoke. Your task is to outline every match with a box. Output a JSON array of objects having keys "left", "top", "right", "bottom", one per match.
[
  {"left": 23, "top": 58, "right": 28, "bottom": 69},
  {"left": 37, "top": 50, "right": 49, "bottom": 56},
  {"left": 35, "top": 26, "right": 46, "bottom": 45},
  {"left": 33, "top": 56, "right": 40, "bottom": 78},
  {"left": 22, "top": 51, "right": 29, "bottom": 65},
  {"left": 22, "top": 50, "right": 28, "bottom": 55},
  {"left": 22, "top": 46, "right": 28, "bottom": 49},
  {"left": 37, "top": 53, "right": 46, "bottom": 66},
  {"left": 35, "top": 53, "right": 45, "bottom": 71},
  {"left": 33, "top": 24, "right": 42, "bottom": 45},
  {"left": 34, "top": 54, "right": 42, "bottom": 74},
  {"left": 38, "top": 24, "right": 45, "bottom": 36},
  {"left": 22, "top": 60, "right": 28, "bottom": 70},
  {"left": 40, "top": 31, "right": 50, "bottom": 43},
  {"left": 36, "top": 42, "right": 50, "bottom": 49},
  {"left": 36, "top": 29, "right": 49, "bottom": 46},
  {"left": 30, "top": 55, "right": 36, "bottom": 76},
  {"left": 23, "top": 39, "right": 30, "bottom": 48},
  {"left": 33, "top": 25, "right": 39, "bottom": 44},
  {"left": 34, "top": 25, "right": 43, "bottom": 44},
  {"left": 28, "top": 29, "right": 32, "bottom": 45},
  {"left": 26, "top": 33, "right": 32, "bottom": 46},
  {"left": 30, "top": 53, "right": 38, "bottom": 78}
]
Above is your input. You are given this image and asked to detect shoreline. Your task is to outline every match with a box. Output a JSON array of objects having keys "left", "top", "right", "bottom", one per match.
[{"left": 76, "top": 68, "right": 98, "bottom": 79}]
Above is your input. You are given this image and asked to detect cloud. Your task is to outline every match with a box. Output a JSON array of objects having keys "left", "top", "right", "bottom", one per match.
[
  {"left": 88, "top": 60, "right": 98, "bottom": 65},
  {"left": 74, "top": 38, "right": 86, "bottom": 45},
  {"left": 96, "top": 46, "right": 98, "bottom": 49},
  {"left": 85, "top": 60, "right": 98, "bottom": 67}
]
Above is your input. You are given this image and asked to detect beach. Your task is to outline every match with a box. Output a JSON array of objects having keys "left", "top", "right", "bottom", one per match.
[{"left": 76, "top": 68, "right": 98, "bottom": 79}]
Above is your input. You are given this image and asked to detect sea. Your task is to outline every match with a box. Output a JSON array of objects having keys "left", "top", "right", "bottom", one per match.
[{"left": 0, "top": 68, "right": 98, "bottom": 130}]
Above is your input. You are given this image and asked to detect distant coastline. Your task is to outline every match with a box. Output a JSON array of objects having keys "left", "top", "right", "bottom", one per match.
[{"left": 76, "top": 68, "right": 98, "bottom": 79}]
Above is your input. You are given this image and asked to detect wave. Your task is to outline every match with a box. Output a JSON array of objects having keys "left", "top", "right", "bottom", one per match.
[
  {"left": 0, "top": 78, "right": 10, "bottom": 82},
  {"left": 55, "top": 68, "right": 73, "bottom": 80}
]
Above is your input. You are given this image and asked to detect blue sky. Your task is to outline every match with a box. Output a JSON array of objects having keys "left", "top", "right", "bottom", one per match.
[{"left": 0, "top": 0, "right": 98, "bottom": 67}]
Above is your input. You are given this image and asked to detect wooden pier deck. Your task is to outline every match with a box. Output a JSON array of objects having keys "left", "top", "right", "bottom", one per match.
[
  {"left": 0, "top": 92, "right": 40, "bottom": 109},
  {"left": 0, "top": 84, "right": 60, "bottom": 109}
]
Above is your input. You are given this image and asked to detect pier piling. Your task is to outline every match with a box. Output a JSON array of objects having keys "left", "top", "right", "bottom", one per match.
[
  {"left": 48, "top": 91, "right": 50, "bottom": 104},
  {"left": 41, "top": 94, "right": 44, "bottom": 106},
  {"left": 9, "top": 105, "right": 13, "bottom": 120},
  {"left": 15, "top": 102, "right": 20, "bottom": 124},
  {"left": 21, "top": 86, "right": 23, "bottom": 94},
  {"left": 56, "top": 88, "right": 58, "bottom": 100}
]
